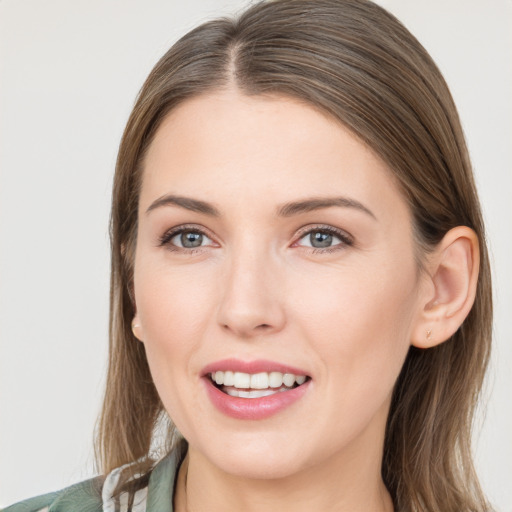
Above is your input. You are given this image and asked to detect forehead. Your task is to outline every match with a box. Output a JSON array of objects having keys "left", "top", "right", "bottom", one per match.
[{"left": 139, "top": 89, "right": 409, "bottom": 224}]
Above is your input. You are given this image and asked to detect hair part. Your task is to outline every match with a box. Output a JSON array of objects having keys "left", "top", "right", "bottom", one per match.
[{"left": 95, "top": 1, "right": 493, "bottom": 510}]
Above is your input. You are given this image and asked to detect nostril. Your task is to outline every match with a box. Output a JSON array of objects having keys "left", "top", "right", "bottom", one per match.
[{"left": 222, "top": 323, "right": 271, "bottom": 332}]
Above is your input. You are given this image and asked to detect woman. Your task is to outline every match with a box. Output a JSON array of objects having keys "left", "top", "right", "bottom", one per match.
[{"left": 3, "top": 0, "right": 494, "bottom": 510}]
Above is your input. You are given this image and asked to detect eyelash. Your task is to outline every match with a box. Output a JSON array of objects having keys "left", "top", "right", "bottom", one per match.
[
  {"left": 158, "top": 224, "right": 354, "bottom": 255},
  {"left": 294, "top": 225, "right": 354, "bottom": 253},
  {"left": 158, "top": 224, "right": 213, "bottom": 255}
]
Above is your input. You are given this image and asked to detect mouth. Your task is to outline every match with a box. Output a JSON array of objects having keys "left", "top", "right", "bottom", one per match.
[
  {"left": 201, "top": 359, "right": 312, "bottom": 419},
  {"left": 208, "top": 370, "right": 310, "bottom": 398}
]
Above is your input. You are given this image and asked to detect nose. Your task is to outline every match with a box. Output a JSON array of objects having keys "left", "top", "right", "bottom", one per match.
[{"left": 216, "top": 244, "right": 286, "bottom": 339}]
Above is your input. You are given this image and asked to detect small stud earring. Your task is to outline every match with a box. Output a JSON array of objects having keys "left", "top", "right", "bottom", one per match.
[
  {"left": 131, "top": 321, "right": 141, "bottom": 337},
  {"left": 426, "top": 329, "right": 432, "bottom": 341}
]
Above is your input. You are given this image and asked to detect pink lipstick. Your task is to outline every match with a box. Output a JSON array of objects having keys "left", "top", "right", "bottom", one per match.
[{"left": 201, "top": 358, "right": 311, "bottom": 420}]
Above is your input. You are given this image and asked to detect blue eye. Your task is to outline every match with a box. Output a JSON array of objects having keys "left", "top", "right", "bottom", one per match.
[
  {"left": 172, "top": 230, "right": 209, "bottom": 248},
  {"left": 296, "top": 227, "right": 353, "bottom": 253},
  {"left": 159, "top": 224, "right": 353, "bottom": 255},
  {"left": 300, "top": 231, "right": 338, "bottom": 249},
  {"left": 159, "top": 226, "right": 214, "bottom": 252}
]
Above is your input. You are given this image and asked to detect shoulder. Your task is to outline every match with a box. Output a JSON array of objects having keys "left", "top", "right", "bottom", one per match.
[
  {"left": 2, "top": 440, "right": 188, "bottom": 512},
  {"left": 0, "top": 477, "right": 103, "bottom": 512}
]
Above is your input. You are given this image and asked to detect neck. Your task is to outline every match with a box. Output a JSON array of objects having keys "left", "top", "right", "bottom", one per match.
[{"left": 174, "top": 419, "right": 394, "bottom": 512}]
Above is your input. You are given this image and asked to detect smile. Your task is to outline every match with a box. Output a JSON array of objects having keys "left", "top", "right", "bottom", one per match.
[
  {"left": 202, "top": 360, "right": 312, "bottom": 420},
  {"left": 210, "top": 371, "right": 308, "bottom": 398}
]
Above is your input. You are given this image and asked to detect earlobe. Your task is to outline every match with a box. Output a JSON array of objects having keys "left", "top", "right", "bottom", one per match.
[
  {"left": 411, "top": 226, "right": 479, "bottom": 349},
  {"left": 131, "top": 314, "right": 143, "bottom": 342}
]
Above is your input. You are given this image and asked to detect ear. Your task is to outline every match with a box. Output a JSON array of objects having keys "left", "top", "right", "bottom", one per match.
[
  {"left": 131, "top": 312, "right": 144, "bottom": 342},
  {"left": 411, "top": 226, "right": 480, "bottom": 349}
]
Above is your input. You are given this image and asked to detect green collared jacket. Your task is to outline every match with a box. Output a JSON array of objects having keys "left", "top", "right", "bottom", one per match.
[{"left": 1, "top": 443, "right": 187, "bottom": 512}]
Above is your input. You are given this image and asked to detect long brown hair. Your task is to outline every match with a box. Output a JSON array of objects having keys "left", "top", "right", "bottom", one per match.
[{"left": 94, "top": 1, "right": 493, "bottom": 510}]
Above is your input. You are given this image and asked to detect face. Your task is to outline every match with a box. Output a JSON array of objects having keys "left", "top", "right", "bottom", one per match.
[{"left": 133, "top": 89, "right": 427, "bottom": 480}]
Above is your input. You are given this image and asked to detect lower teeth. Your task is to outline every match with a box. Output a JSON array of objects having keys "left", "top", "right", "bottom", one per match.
[{"left": 221, "top": 386, "right": 295, "bottom": 398}]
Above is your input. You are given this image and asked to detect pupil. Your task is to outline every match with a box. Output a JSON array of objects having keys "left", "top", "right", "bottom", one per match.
[
  {"left": 311, "top": 231, "right": 332, "bottom": 248},
  {"left": 181, "top": 231, "right": 202, "bottom": 248}
]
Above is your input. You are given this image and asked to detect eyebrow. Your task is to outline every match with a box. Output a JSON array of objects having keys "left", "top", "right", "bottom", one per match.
[
  {"left": 146, "top": 194, "right": 220, "bottom": 216},
  {"left": 277, "top": 196, "right": 376, "bottom": 220},
  {"left": 146, "top": 194, "right": 376, "bottom": 220}
]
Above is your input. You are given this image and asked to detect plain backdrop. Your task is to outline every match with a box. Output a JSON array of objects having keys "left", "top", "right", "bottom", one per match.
[{"left": 0, "top": 0, "right": 511, "bottom": 509}]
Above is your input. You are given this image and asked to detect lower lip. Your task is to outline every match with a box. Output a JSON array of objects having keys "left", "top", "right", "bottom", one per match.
[{"left": 203, "top": 378, "right": 311, "bottom": 420}]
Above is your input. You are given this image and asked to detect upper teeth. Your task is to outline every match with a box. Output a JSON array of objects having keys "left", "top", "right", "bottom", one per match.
[{"left": 211, "top": 371, "right": 307, "bottom": 389}]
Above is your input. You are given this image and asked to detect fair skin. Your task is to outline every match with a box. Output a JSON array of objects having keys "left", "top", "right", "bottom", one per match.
[{"left": 131, "top": 88, "right": 479, "bottom": 512}]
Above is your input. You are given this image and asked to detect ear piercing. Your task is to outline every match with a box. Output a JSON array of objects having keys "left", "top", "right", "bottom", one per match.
[
  {"left": 131, "top": 321, "right": 141, "bottom": 337},
  {"left": 426, "top": 329, "right": 432, "bottom": 341}
]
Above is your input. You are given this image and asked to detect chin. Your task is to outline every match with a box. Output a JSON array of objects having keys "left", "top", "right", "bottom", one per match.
[
  {"left": 195, "top": 433, "right": 316, "bottom": 480},
  {"left": 217, "top": 453, "right": 307, "bottom": 480}
]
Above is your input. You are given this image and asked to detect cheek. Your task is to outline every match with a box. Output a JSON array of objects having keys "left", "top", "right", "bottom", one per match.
[
  {"left": 133, "top": 262, "right": 221, "bottom": 436},
  {"left": 279, "top": 268, "right": 417, "bottom": 457},
  {"left": 133, "top": 261, "right": 216, "bottom": 391},
  {"left": 295, "top": 258, "right": 417, "bottom": 340},
  {"left": 135, "top": 259, "right": 214, "bottom": 341},
  {"left": 292, "top": 260, "right": 417, "bottom": 406}
]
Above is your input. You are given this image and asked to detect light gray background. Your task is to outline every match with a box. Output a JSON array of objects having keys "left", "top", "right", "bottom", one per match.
[{"left": 1, "top": 0, "right": 510, "bottom": 509}]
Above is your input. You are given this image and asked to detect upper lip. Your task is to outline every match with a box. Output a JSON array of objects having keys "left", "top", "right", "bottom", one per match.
[{"left": 201, "top": 358, "right": 310, "bottom": 377}]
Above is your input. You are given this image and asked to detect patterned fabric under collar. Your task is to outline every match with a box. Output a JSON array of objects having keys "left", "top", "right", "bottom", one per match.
[{"left": 1, "top": 441, "right": 188, "bottom": 512}]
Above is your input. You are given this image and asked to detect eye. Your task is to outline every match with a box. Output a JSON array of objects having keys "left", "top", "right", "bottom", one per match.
[
  {"left": 159, "top": 225, "right": 215, "bottom": 252},
  {"left": 295, "top": 226, "right": 353, "bottom": 253}
]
